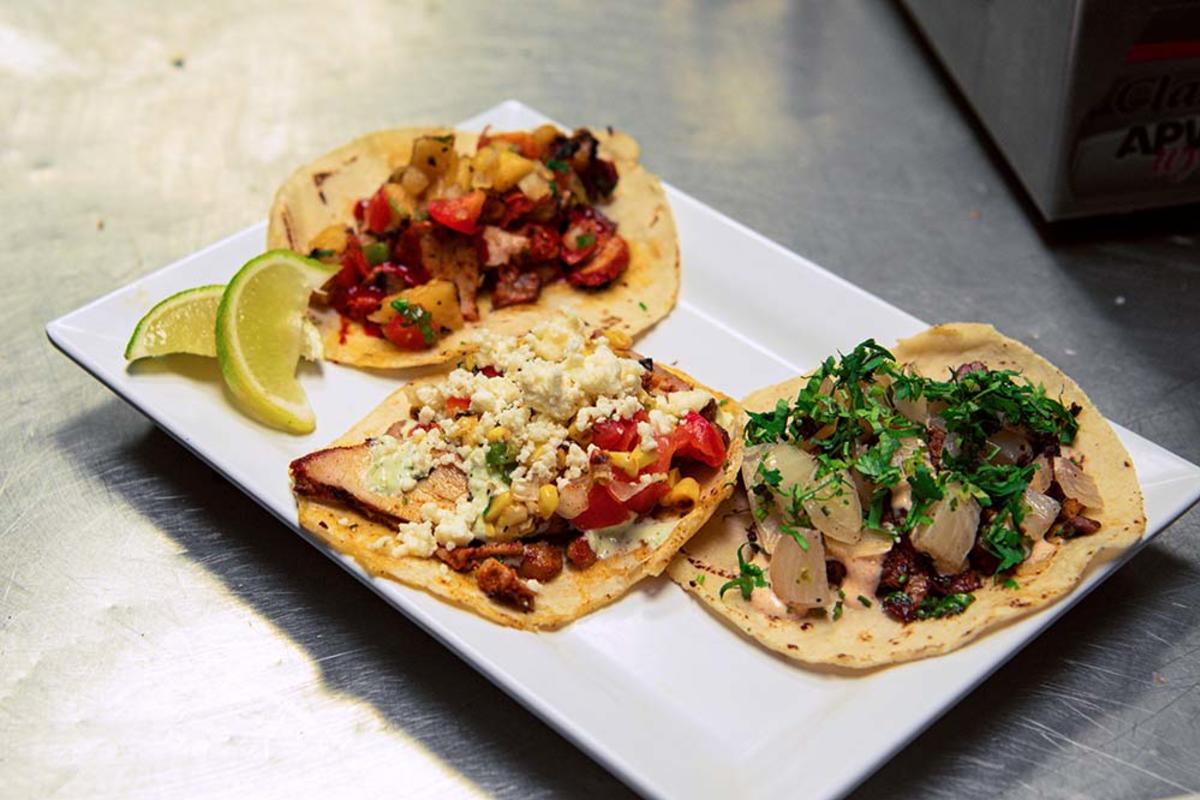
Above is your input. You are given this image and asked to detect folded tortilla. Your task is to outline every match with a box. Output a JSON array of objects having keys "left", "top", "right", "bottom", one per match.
[
  {"left": 294, "top": 367, "right": 743, "bottom": 630},
  {"left": 668, "top": 323, "right": 1146, "bottom": 670},
  {"left": 267, "top": 127, "right": 679, "bottom": 369}
]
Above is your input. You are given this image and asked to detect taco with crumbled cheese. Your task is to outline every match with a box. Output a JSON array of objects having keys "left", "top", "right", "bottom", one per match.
[
  {"left": 289, "top": 315, "right": 741, "bottom": 629},
  {"left": 267, "top": 124, "right": 678, "bottom": 368},
  {"left": 669, "top": 323, "right": 1145, "bottom": 669}
]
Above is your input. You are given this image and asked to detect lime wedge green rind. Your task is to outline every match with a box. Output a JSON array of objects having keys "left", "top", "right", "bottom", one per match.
[
  {"left": 124, "top": 284, "right": 225, "bottom": 361},
  {"left": 215, "top": 249, "right": 336, "bottom": 435}
]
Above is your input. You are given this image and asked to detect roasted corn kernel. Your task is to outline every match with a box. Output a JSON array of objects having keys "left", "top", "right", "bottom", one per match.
[
  {"left": 484, "top": 491, "right": 512, "bottom": 523},
  {"left": 662, "top": 478, "right": 700, "bottom": 508},
  {"left": 538, "top": 484, "right": 559, "bottom": 517}
]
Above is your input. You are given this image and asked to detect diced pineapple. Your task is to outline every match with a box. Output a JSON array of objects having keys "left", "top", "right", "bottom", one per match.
[
  {"left": 531, "top": 124, "right": 561, "bottom": 153},
  {"left": 410, "top": 135, "right": 457, "bottom": 178},
  {"left": 368, "top": 279, "right": 464, "bottom": 332},
  {"left": 492, "top": 150, "right": 537, "bottom": 192},
  {"left": 308, "top": 224, "right": 348, "bottom": 255},
  {"left": 383, "top": 182, "right": 414, "bottom": 217},
  {"left": 398, "top": 166, "right": 429, "bottom": 197},
  {"left": 517, "top": 170, "right": 550, "bottom": 201}
]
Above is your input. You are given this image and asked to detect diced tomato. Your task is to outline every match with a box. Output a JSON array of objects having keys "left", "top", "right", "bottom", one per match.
[
  {"left": 669, "top": 411, "right": 727, "bottom": 468},
  {"left": 382, "top": 315, "right": 432, "bottom": 350},
  {"left": 428, "top": 190, "right": 486, "bottom": 235},
  {"left": 365, "top": 186, "right": 399, "bottom": 234},
  {"left": 445, "top": 396, "right": 471, "bottom": 415},
  {"left": 571, "top": 484, "right": 634, "bottom": 530},
  {"left": 480, "top": 365, "right": 500, "bottom": 378},
  {"left": 353, "top": 198, "right": 366, "bottom": 224},
  {"left": 339, "top": 239, "right": 370, "bottom": 282},
  {"left": 621, "top": 479, "right": 670, "bottom": 515},
  {"left": 332, "top": 284, "right": 385, "bottom": 322},
  {"left": 591, "top": 410, "right": 648, "bottom": 452}
]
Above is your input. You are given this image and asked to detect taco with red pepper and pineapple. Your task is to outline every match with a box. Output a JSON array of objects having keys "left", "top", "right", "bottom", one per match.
[
  {"left": 669, "top": 323, "right": 1145, "bottom": 669},
  {"left": 267, "top": 124, "right": 678, "bottom": 368},
  {"left": 288, "top": 314, "right": 742, "bottom": 629}
]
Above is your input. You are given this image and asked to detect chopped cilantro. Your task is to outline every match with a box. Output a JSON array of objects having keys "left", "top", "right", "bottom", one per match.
[
  {"left": 309, "top": 248, "right": 335, "bottom": 259},
  {"left": 485, "top": 440, "right": 517, "bottom": 482},
  {"left": 695, "top": 574, "right": 706, "bottom": 586},
  {"left": 575, "top": 232, "right": 596, "bottom": 249},
  {"left": 916, "top": 593, "right": 975, "bottom": 619},
  {"left": 832, "top": 598, "right": 844, "bottom": 621},
  {"left": 1002, "top": 577, "right": 1020, "bottom": 590},
  {"left": 390, "top": 299, "right": 436, "bottom": 345},
  {"left": 857, "top": 595, "right": 872, "bottom": 608},
  {"left": 719, "top": 543, "right": 767, "bottom": 600},
  {"left": 745, "top": 399, "right": 792, "bottom": 445},
  {"left": 412, "top": 208, "right": 430, "bottom": 221},
  {"left": 981, "top": 508, "right": 1027, "bottom": 572},
  {"left": 546, "top": 158, "right": 569, "bottom": 173},
  {"left": 638, "top": 301, "right": 648, "bottom": 312},
  {"left": 780, "top": 524, "right": 810, "bottom": 551}
]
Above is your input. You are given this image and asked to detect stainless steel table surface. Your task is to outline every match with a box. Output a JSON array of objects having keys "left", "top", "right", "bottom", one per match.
[{"left": 4, "top": 1, "right": 1199, "bottom": 798}]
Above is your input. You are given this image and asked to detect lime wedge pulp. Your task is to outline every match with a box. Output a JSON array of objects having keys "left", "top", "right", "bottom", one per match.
[
  {"left": 215, "top": 250, "right": 335, "bottom": 434},
  {"left": 125, "top": 284, "right": 225, "bottom": 360}
]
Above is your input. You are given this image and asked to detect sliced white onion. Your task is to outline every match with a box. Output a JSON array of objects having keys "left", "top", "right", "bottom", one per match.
[
  {"left": 987, "top": 428, "right": 1033, "bottom": 465},
  {"left": 1028, "top": 454, "right": 1053, "bottom": 494},
  {"left": 768, "top": 524, "right": 830, "bottom": 610},
  {"left": 1020, "top": 487, "right": 1061, "bottom": 541},
  {"left": 608, "top": 475, "right": 664, "bottom": 503},
  {"left": 806, "top": 470, "right": 864, "bottom": 544},
  {"left": 754, "top": 511, "right": 783, "bottom": 555},
  {"left": 893, "top": 392, "right": 929, "bottom": 424},
  {"left": 826, "top": 532, "right": 895, "bottom": 559},
  {"left": 910, "top": 482, "right": 980, "bottom": 575},
  {"left": 556, "top": 480, "right": 590, "bottom": 519},
  {"left": 849, "top": 466, "right": 876, "bottom": 508},
  {"left": 767, "top": 444, "right": 819, "bottom": 490},
  {"left": 1053, "top": 456, "right": 1104, "bottom": 510}
]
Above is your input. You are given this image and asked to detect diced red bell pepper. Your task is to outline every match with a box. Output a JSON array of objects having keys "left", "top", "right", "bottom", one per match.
[
  {"left": 365, "top": 186, "right": 400, "bottom": 235},
  {"left": 445, "top": 396, "right": 471, "bottom": 415},
  {"left": 382, "top": 315, "right": 433, "bottom": 350},
  {"left": 428, "top": 190, "right": 486, "bottom": 235},
  {"left": 591, "top": 410, "right": 648, "bottom": 452},
  {"left": 670, "top": 411, "right": 727, "bottom": 468},
  {"left": 571, "top": 484, "right": 634, "bottom": 530},
  {"left": 480, "top": 365, "right": 500, "bottom": 378}
]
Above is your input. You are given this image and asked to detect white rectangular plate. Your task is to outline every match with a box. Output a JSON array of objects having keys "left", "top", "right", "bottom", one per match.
[{"left": 48, "top": 101, "right": 1200, "bottom": 800}]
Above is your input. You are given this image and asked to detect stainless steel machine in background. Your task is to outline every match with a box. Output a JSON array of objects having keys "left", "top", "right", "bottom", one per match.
[{"left": 902, "top": 0, "right": 1200, "bottom": 219}]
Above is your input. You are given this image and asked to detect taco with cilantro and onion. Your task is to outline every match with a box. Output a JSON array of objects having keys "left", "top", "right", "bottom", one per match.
[
  {"left": 288, "top": 314, "right": 742, "bottom": 629},
  {"left": 668, "top": 323, "right": 1145, "bottom": 669},
  {"left": 267, "top": 124, "right": 678, "bottom": 368}
]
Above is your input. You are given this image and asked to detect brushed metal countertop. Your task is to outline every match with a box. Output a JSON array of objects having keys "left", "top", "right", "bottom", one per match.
[{"left": 4, "top": 2, "right": 1199, "bottom": 798}]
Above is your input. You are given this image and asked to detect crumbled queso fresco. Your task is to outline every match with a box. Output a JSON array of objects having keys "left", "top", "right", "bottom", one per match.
[{"left": 362, "top": 315, "right": 712, "bottom": 560}]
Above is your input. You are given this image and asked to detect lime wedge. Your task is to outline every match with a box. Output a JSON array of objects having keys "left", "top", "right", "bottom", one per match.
[
  {"left": 215, "top": 250, "right": 335, "bottom": 434},
  {"left": 125, "top": 285, "right": 225, "bottom": 360}
]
